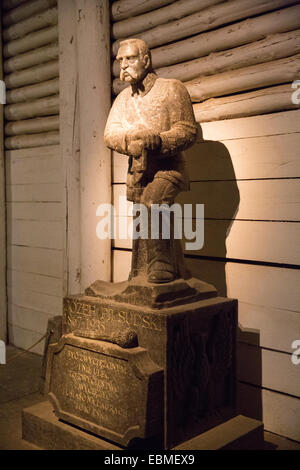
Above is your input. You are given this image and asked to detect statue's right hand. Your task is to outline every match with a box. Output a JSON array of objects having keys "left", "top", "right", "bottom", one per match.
[{"left": 127, "top": 139, "right": 144, "bottom": 158}]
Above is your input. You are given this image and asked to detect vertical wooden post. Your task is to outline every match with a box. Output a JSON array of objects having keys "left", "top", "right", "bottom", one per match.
[
  {"left": 0, "top": 15, "right": 8, "bottom": 342},
  {"left": 58, "top": 0, "right": 81, "bottom": 295},
  {"left": 76, "top": 0, "right": 111, "bottom": 288}
]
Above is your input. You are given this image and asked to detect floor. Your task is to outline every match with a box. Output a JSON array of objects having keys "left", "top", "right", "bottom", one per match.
[{"left": 0, "top": 345, "right": 299, "bottom": 451}]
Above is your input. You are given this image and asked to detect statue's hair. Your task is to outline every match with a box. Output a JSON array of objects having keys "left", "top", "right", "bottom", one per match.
[{"left": 118, "top": 38, "right": 153, "bottom": 69}]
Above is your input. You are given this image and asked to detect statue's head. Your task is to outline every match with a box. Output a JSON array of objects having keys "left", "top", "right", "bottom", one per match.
[{"left": 116, "top": 38, "right": 152, "bottom": 84}]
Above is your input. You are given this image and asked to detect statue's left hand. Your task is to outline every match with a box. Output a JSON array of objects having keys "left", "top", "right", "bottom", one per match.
[
  {"left": 127, "top": 129, "right": 161, "bottom": 153},
  {"left": 127, "top": 139, "right": 144, "bottom": 158}
]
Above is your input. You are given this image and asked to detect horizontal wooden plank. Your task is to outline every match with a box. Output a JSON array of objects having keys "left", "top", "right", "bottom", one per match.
[
  {"left": 237, "top": 343, "right": 300, "bottom": 397},
  {"left": 5, "top": 144, "right": 59, "bottom": 159},
  {"left": 201, "top": 110, "right": 300, "bottom": 141},
  {"left": 8, "top": 322, "right": 46, "bottom": 355},
  {"left": 6, "top": 152, "right": 62, "bottom": 185},
  {"left": 6, "top": 202, "right": 63, "bottom": 220},
  {"left": 7, "top": 245, "right": 63, "bottom": 278},
  {"left": 7, "top": 219, "right": 63, "bottom": 249},
  {"left": 112, "top": 0, "right": 298, "bottom": 54},
  {"left": 8, "top": 304, "right": 55, "bottom": 338},
  {"left": 7, "top": 284, "right": 62, "bottom": 317},
  {"left": 113, "top": 179, "right": 300, "bottom": 221},
  {"left": 7, "top": 269, "right": 63, "bottom": 297},
  {"left": 238, "top": 382, "right": 300, "bottom": 441},
  {"left": 2, "top": 7, "right": 58, "bottom": 42},
  {"left": 5, "top": 131, "right": 60, "bottom": 150},
  {"left": 188, "top": 258, "right": 300, "bottom": 312},
  {"left": 113, "top": 218, "right": 300, "bottom": 265},
  {"left": 238, "top": 302, "right": 300, "bottom": 354},
  {"left": 113, "top": 133, "right": 300, "bottom": 183},
  {"left": 3, "top": 25, "right": 58, "bottom": 59},
  {"left": 112, "top": 249, "right": 300, "bottom": 312},
  {"left": 6, "top": 183, "right": 62, "bottom": 202}
]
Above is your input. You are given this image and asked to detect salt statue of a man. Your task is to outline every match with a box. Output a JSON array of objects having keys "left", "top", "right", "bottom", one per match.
[{"left": 104, "top": 38, "right": 197, "bottom": 284}]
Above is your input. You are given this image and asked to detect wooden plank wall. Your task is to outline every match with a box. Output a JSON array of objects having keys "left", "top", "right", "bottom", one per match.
[
  {"left": 2, "top": 0, "right": 62, "bottom": 354},
  {"left": 110, "top": 0, "right": 300, "bottom": 441},
  {"left": 0, "top": 19, "right": 7, "bottom": 343}
]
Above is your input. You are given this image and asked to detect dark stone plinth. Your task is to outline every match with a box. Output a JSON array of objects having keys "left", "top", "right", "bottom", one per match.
[
  {"left": 45, "top": 334, "right": 164, "bottom": 447},
  {"left": 174, "top": 415, "right": 264, "bottom": 450},
  {"left": 22, "top": 401, "right": 122, "bottom": 450},
  {"left": 22, "top": 402, "right": 263, "bottom": 450},
  {"left": 86, "top": 276, "right": 217, "bottom": 309},
  {"left": 61, "top": 289, "right": 238, "bottom": 449}
]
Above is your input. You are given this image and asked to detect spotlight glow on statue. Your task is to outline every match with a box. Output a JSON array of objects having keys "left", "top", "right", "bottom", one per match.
[{"left": 104, "top": 39, "right": 198, "bottom": 283}]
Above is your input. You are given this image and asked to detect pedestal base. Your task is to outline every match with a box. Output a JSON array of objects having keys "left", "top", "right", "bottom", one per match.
[{"left": 22, "top": 401, "right": 264, "bottom": 450}]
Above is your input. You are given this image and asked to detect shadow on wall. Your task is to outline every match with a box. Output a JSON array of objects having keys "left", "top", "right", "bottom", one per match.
[
  {"left": 179, "top": 123, "right": 240, "bottom": 297},
  {"left": 181, "top": 124, "right": 264, "bottom": 429}
]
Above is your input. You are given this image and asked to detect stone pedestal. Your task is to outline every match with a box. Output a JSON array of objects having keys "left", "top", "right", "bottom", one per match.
[
  {"left": 43, "top": 277, "right": 237, "bottom": 449},
  {"left": 22, "top": 401, "right": 264, "bottom": 450}
]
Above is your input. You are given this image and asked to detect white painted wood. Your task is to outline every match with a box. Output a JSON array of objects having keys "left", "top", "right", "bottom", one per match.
[
  {"left": 5, "top": 143, "right": 59, "bottom": 159},
  {"left": 8, "top": 285, "right": 62, "bottom": 317},
  {"left": 6, "top": 202, "right": 63, "bottom": 221},
  {"left": 238, "top": 302, "right": 300, "bottom": 354},
  {"left": 238, "top": 383, "right": 300, "bottom": 441},
  {"left": 112, "top": 4, "right": 300, "bottom": 75},
  {"left": 58, "top": 0, "right": 81, "bottom": 295},
  {"left": 237, "top": 343, "right": 300, "bottom": 397},
  {"left": 6, "top": 149, "right": 62, "bottom": 184},
  {"left": 113, "top": 219, "right": 300, "bottom": 265},
  {"left": 5, "top": 61, "right": 59, "bottom": 89},
  {"left": 5, "top": 115, "right": 59, "bottom": 135},
  {"left": 5, "top": 131, "right": 59, "bottom": 150},
  {"left": 200, "top": 110, "right": 300, "bottom": 141},
  {"left": 8, "top": 322, "right": 46, "bottom": 355},
  {"left": 153, "top": 30, "right": 300, "bottom": 83},
  {"left": 112, "top": 0, "right": 223, "bottom": 39},
  {"left": 188, "top": 258, "right": 300, "bottom": 312},
  {"left": 0, "top": 21, "right": 7, "bottom": 343},
  {"left": 7, "top": 269, "right": 63, "bottom": 297},
  {"left": 3, "top": 0, "right": 57, "bottom": 27},
  {"left": 3, "top": 25, "right": 58, "bottom": 58},
  {"left": 6, "top": 183, "right": 62, "bottom": 202},
  {"left": 193, "top": 84, "right": 299, "bottom": 123},
  {"left": 112, "top": 249, "right": 131, "bottom": 282},
  {"left": 4, "top": 43, "right": 58, "bottom": 73},
  {"left": 7, "top": 245, "right": 63, "bottom": 278},
  {"left": 112, "top": 0, "right": 298, "bottom": 55},
  {"left": 112, "top": 250, "right": 300, "bottom": 313},
  {"left": 185, "top": 54, "right": 300, "bottom": 102},
  {"left": 113, "top": 179, "right": 300, "bottom": 221},
  {"left": 113, "top": 133, "right": 300, "bottom": 183},
  {"left": 76, "top": 0, "right": 111, "bottom": 288},
  {"left": 6, "top": 79, "right": 59, "bottom": 104},
  {"left": 111, "top": 0, "right": 176, "bottom": 21},
  {"left": 7, "top": 219, "right": 63, "bottom": 250},
  {"left": 8, "top": 304, "right": 57, "bottom": 337},
  {"left": 2, "top": 7, "right": 58, "bottom": 42}
]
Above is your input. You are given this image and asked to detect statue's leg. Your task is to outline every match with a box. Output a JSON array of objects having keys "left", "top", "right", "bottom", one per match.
[{"left": 141, "top": 178, "right": 182, "bottom": 283}]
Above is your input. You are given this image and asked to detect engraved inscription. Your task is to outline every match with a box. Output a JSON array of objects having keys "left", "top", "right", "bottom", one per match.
[
  {"left": 63, "top": 298, "right": 163, "bottom": 334},
  {"left": 51, "top": 344, "right": 141, "bottom": 431}
]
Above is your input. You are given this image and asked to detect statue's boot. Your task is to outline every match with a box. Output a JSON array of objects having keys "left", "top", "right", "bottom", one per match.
[{"left": 147, "top": 238, "right": 176, "bottom": 283}]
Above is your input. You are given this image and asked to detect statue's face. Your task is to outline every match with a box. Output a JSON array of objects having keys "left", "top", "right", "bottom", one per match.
[{"left": 117, "top": 43, "right": 148, "bottom": 84}]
